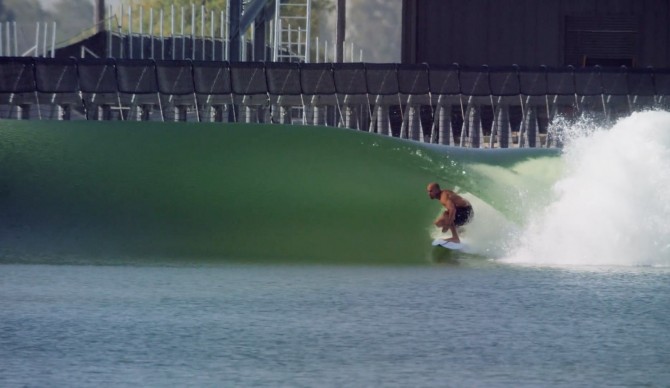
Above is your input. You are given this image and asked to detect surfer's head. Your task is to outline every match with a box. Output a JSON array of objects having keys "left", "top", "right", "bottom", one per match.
[{"left": 427, "top": 182, "right": 441, "bottom": 199}]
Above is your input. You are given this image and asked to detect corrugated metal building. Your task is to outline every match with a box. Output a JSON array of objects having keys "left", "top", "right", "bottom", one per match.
[{"left": 401, "top": 0, "right": 670, "bottom": 67}]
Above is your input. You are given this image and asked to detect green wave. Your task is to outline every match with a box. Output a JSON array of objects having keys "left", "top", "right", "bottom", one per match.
[{"left": 0, "top": 120, "right": 560, "bottom": 264}]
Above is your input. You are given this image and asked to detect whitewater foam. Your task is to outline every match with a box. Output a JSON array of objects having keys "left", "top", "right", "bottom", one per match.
[{"left": 503, "top": 110, "right": 670, "bottom": 267}]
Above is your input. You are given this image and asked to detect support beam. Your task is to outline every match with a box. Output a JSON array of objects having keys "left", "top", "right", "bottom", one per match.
[
  {"left": 95, "top": 0, "right": 105, "bottom": 33},
  {"left": 228, "top": 0, "right": 242, "bottom": 61},
  {"left": 336, "top": 0, "right": 345, "bottom": 62},
  {"left": 253, "top": 5, "right": 269, "bottom": 61}
]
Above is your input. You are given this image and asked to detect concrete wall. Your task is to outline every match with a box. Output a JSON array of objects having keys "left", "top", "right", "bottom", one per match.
[{"left": 402, "top": 0, "right": 670, "bottom": 67}]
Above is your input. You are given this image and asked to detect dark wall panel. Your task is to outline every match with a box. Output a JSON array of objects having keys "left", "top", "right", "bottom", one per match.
[{"left": 403, "top": 0, "right": 670, "bottom": 67}]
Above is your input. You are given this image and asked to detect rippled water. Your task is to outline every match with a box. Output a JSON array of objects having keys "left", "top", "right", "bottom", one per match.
[{"left": 2, "top": 262, "right": 668, "bottom": 387}]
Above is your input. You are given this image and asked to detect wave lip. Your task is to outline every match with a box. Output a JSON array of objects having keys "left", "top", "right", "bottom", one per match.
[{"left": 502, "top": 111, "right": 670, "bottom": 268}]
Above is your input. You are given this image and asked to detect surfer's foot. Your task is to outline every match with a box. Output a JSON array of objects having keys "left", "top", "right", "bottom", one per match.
[{"left": 445, "top": 237, "right": 460, "bottom": 243}]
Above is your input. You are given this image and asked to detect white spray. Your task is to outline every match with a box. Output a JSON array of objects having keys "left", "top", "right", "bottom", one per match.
[{"left": 503, "top": 110, "right": 670, "bottom": 267}]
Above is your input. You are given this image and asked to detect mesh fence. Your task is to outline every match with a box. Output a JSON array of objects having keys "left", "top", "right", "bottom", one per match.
[
  {"left": 155, "top": 60, "right": 194, "bottom": 95},
  {"left": 333, "top": 63, "right": 367, "bottom": 95},
  {"left": 365, "top": 63, "right": 399, "bottom": 95},
  {"left": 397, "top": 64, "right": 430, "bottom": 95},
  {"left": 230, "top": 62, "right": 268, "bottom": 95},
  {"left": 299, "top": 63, "right": 336, "bottom": 95},
  {"left": 266, "top": 62, "right": 302, "bottom": 95},
  {"left": 115, "top": 59, "right": 159, "bottom": 94},
  {"left": 0, "top": 57, "right": 35, "bottom": 93},
  {"left": 34, "top": 57, "right": 79, "bottom": 93}
]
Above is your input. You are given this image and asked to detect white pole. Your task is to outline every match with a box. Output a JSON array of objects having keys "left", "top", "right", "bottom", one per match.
[
  {"left": 273, "top": 0, "right": 280, "bottom": 61},
  {"left": 315, "top": 36, "right": 319, "bottom": 63},
  {"left": 220, "top": 10, "right": 224, "bottom": 60},
  {"left": 13, "top": 22, "right": 18, "bottom": 56},
  {"left": 287, "top": 24, "right": 292, "bottom": 61},
  {"left": 51, "top": 22, "right": 56, "bottom": 57},
  {"left": 269, "top": 19, "right": 273, "bottom": 60},
  {"left": 35, "top": 22, "right": 40, "bottom": 57},
  {"left": 324, "top": 40, "right": 328, "bottom": 63},
  {"left": 0, "top": 23, "right": 3, "bottom": 57},
  {"left": 350, "top": 41, "right": 354, "bottom": 63},
  {"left": 251, "top": 22, "right": 255, "bottom": 61},
  {"left": 297, "top": 27, "right": 302, "bottom": 58},
  {"left": 191, "top": 3, "right": 195, "bottom": 59},
  {"left": 211, "top": 10, "right": 215, "bottom": 60},
  {"left": 6, "top": 23, "right": 9, "bottom": 56},
  {"left": 240, "top": 34, "right": 245, "bottom": 61},
  {"left": 43, "top": 22, "right": 48, "bottom": 57},
  {"left": 359, "top": 49, "right": 363, "bottom": 62}
]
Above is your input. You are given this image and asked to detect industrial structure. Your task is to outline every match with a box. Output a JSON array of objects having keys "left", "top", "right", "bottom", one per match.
[{"left": 0, "top": 1, "right": 669, "bottom": 149}]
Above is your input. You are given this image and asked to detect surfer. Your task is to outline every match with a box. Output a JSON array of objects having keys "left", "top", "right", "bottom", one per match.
[{"left": 427, "top": 182, "right": 473, "bottom": 243}]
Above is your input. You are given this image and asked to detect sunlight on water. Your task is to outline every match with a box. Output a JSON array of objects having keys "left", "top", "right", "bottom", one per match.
[{"left": 503, "top": 111, "right": 670, "bottom": 267}]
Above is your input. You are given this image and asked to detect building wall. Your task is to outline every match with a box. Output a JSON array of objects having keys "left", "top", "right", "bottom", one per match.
[{"left": 401, "top": 0, "right": 670, "bottom": 67}]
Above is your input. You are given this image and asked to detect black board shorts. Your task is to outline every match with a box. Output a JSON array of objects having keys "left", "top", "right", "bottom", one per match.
[{"left": 454, "top": 206, "right": 474, "bottom": 227}]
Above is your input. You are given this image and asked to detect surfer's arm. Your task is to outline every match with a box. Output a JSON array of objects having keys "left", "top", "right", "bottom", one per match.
[{"left": 445, "top": 200, "right": 457, "bottom": 225}]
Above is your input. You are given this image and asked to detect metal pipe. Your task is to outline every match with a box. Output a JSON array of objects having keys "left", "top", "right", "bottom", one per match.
[
  {"left": 336, "top": 0, "right": 345, "bottom": 62},
  {"left": 211, "top": 10, "right": 215, "bottom": 60},
  {"left": 224, "top": 3, "right": 228, "bottom": 60},
  {"left": 42, "top": 22, "right": 47, "bottom": 57},
  {"left": 35, "top": 22, "right": 40, "bottom": 57},
  {"left": 220, "top": 11, "right": 226, "bottom": 61},
  {"left": 13, "top": 22, "right": 18, "bottom": 56},
  {"left": 95, "top": 0, "right": 105, "bottom": 33},
  {"left": 273, "top": 0, "right": 280, "bottom": 61}
]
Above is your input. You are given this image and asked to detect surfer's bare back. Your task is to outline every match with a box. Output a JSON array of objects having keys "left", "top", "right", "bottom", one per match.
[{"left": 427, "top": 182, "right": 474, "bottom": 243}]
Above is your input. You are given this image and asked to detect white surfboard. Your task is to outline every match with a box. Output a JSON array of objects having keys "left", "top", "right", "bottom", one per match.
[{"left": 431, "top": 238, "right": 464, "bottom": 250}]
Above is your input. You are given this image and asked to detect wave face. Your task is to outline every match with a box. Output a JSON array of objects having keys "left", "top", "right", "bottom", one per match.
[
  {"left": 504, "top": 111, "right": 670, "bottom": 267},
  {"left": 0, "top": 119, "right": 560, "bottom": 264},
  {"left": 6, "top": 112, "right": 670, "bottom": 267}
]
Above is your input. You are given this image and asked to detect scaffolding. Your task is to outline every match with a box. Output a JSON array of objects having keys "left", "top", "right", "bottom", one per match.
[{"left": 273, "top": 0, "right": 311, "bottom": 62}]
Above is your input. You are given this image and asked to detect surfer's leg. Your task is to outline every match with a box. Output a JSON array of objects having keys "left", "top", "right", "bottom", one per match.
[{"left": 447, "top": 224, "right": 460, "bottom": 243}]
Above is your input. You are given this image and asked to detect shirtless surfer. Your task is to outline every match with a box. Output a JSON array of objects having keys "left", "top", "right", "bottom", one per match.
[{"left": 427, "top": 182, "right": 474, "bottom": 243}]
